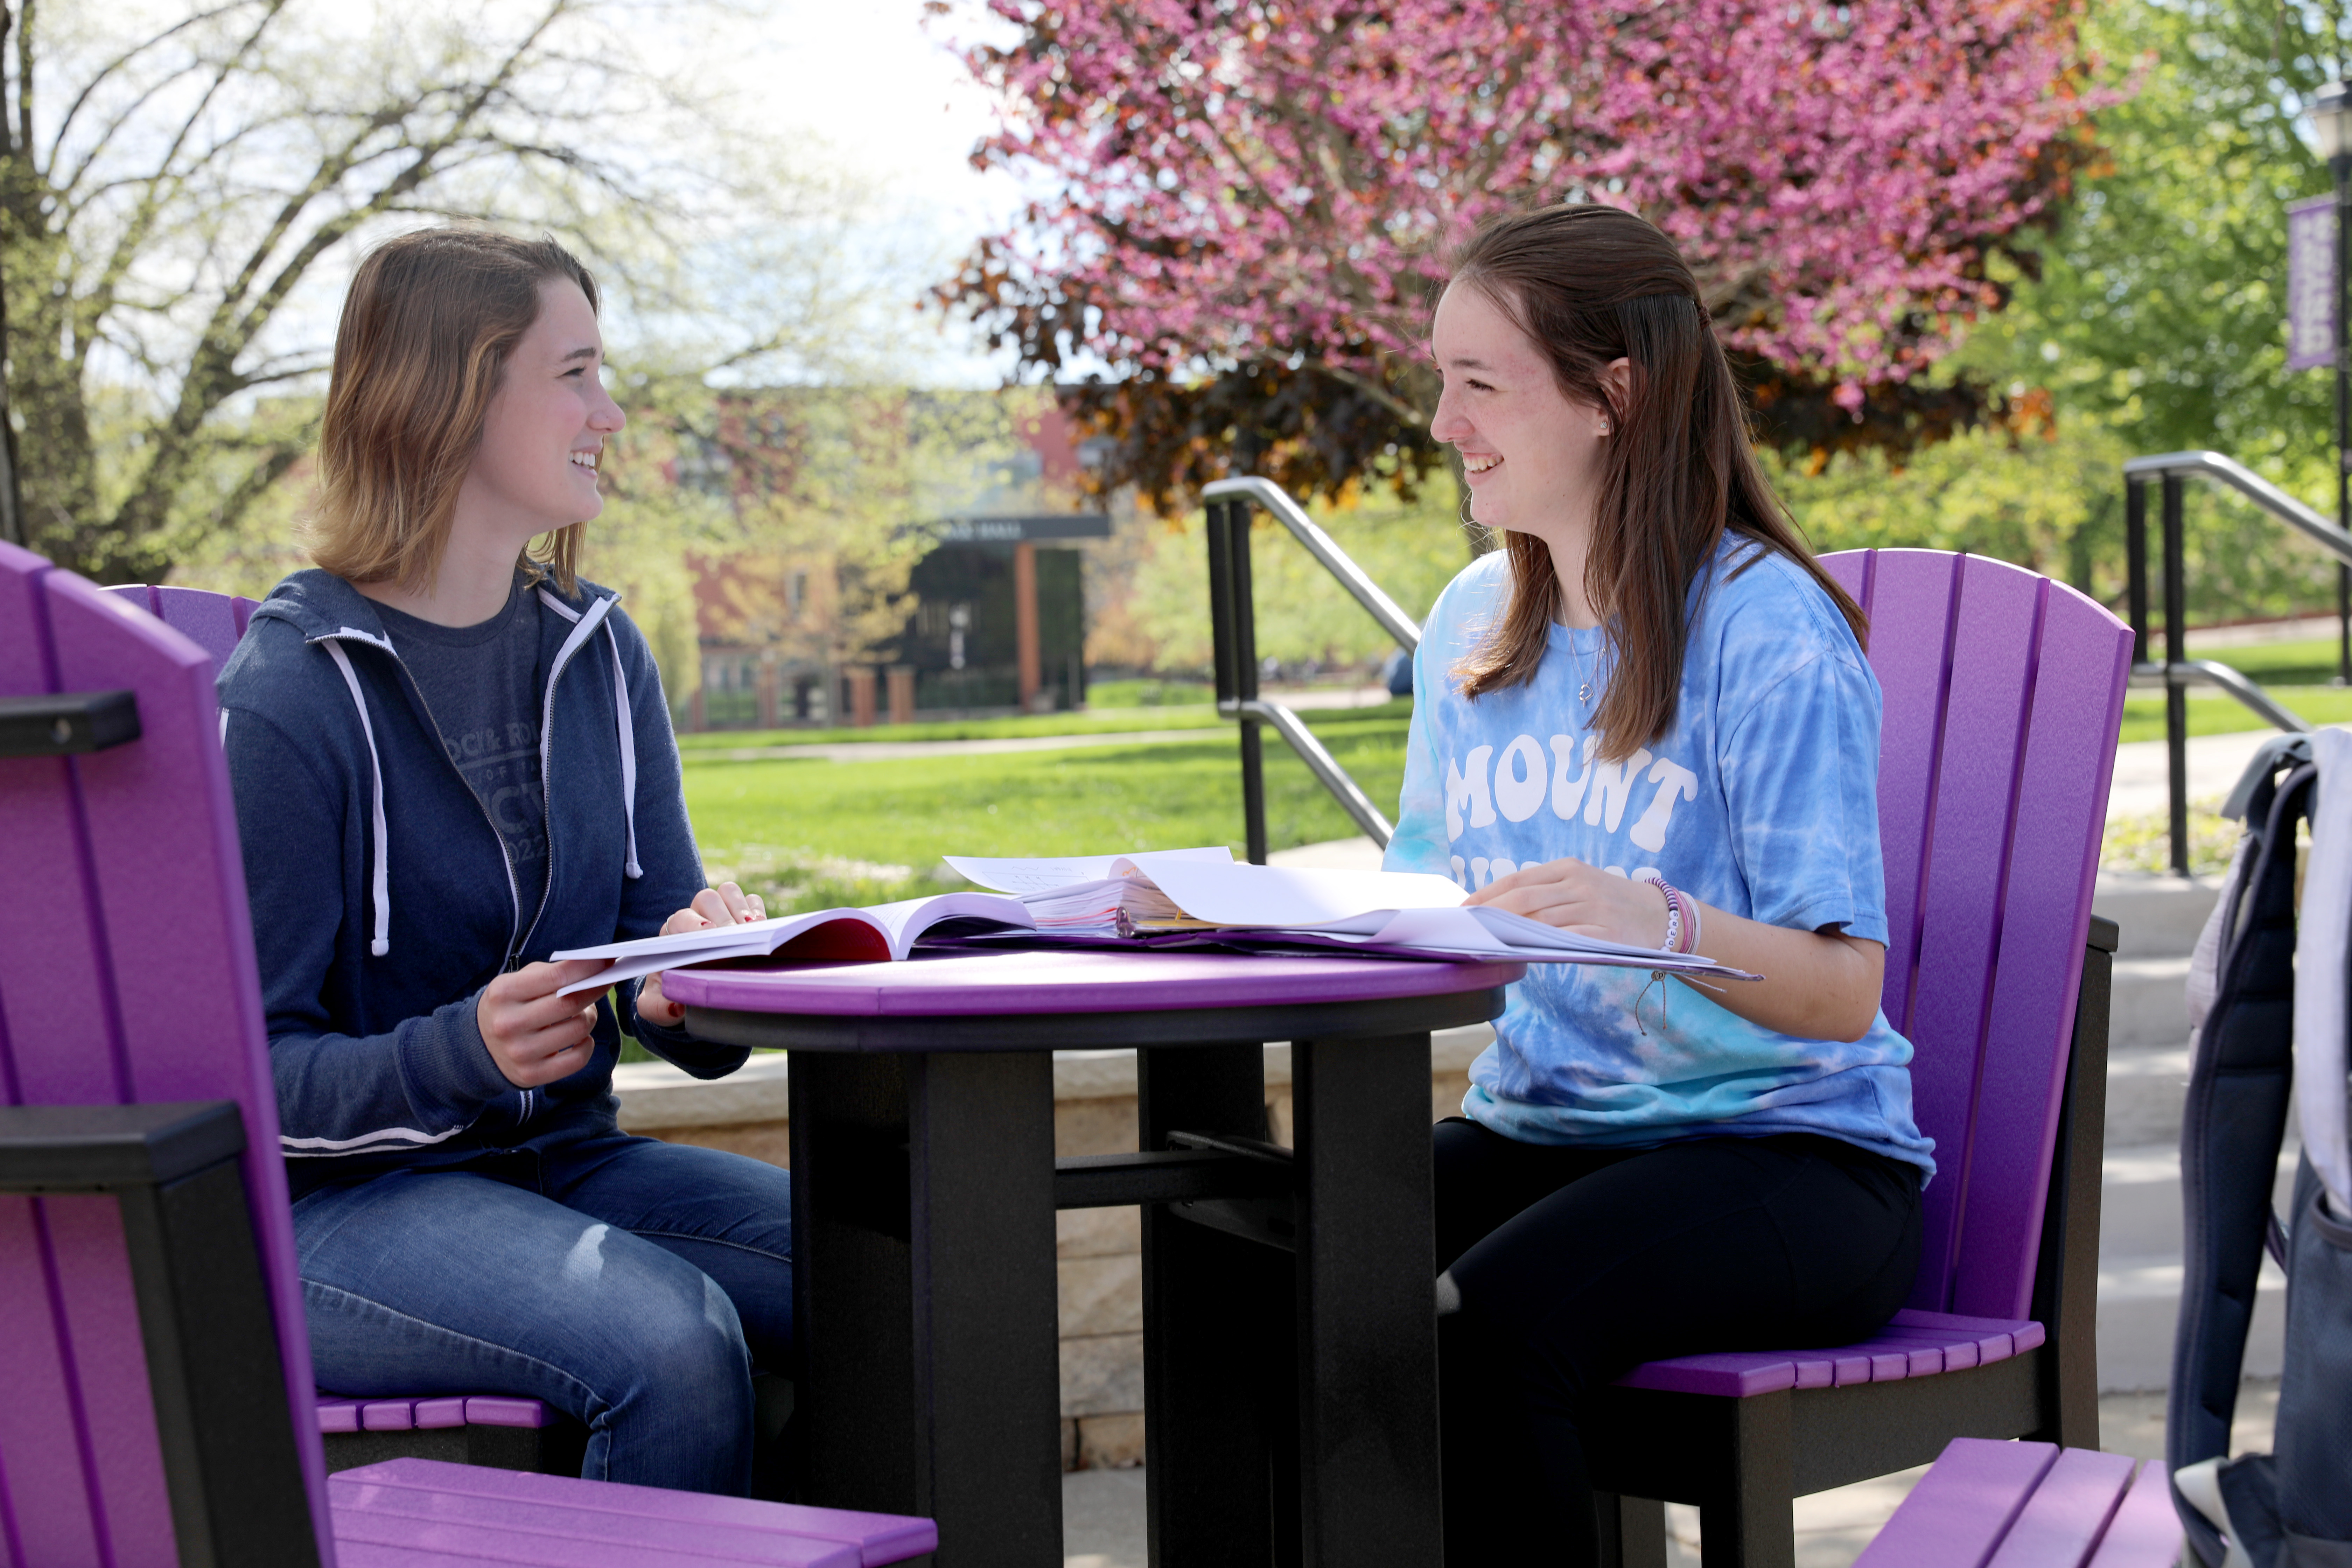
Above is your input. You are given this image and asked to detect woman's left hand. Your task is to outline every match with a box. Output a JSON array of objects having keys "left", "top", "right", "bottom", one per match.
[
  {"left": 637, "top": 882, "right": 767, "bottom": 1029},
  {"left": 1467, "top": 857, "right": 1670, "bottom": 949}
]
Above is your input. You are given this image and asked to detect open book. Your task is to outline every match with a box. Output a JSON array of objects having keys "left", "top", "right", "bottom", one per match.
[{"left": 551, "top": 847, "right": 1758, "bottom": 994}]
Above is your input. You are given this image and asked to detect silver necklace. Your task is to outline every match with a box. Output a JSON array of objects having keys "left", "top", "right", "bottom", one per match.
[{"left": 1567, "top": 629, "right": 1597, "bottom": 705}]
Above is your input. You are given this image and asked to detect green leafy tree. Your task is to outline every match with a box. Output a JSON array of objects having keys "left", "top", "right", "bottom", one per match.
[
  {"left": 0, "top": 0, "right": 874, "bottom": 583},
  {"left": 1958, "top": 0, "right": 2340, "bottom": 485}
]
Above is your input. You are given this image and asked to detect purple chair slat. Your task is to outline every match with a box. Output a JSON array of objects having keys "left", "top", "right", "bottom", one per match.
[
  {"left": 331, "top": 1482, "right": 865, "bottom": 1567},
  {"left": 232, "top": 595, "right": 259, "bottom": 639},
  {"left": 318, "top": 1400, "right": 364, "bottom": 1435},
  {"left": 1984, "top": 1447, "right": 2137, "bottom": 1568},
  {"left": 0, "top": 1195, "right": 108, "bottom": 1565},
  {"left": 40, "top": 570, "right": 331, "bottom": 1533},
  {"left": 1869, "top": 1349, "right": 1912, "bottom": 1381},
  {"left": 44, "top": 1193, "right": 178, "bottom": 1562},
  {"left": 1902, "top": 560, "right": 2050, "bottom": 1311},
  {"left": 145, "top": 586, "right": 244, "bottom": 673},
  {"left": 1953, "top": 586, "right": 2133, "bottom": 1318},
  {"left": 0, "top": 550, "right": 128, "bottom": 1107},
  {"left": 332, "top": 1507, "right": 860, "bottom": 1568},
  {"left": 362, "top": 1400, "right": 418, "bottom": 1432},
  {"left": 413, "top": 1397, "right": 469, "bottom": 1430},
  {"left": 1611, "top": 1352, "right": 1800, "bottom": 1398},
  {"left": 464, "top": 1396, "right": 554, "bottom": 1429},
  {"left": 1832, "top": 1351, "right": 1877, "bottom": 1387},
  {"left": 1819, "top": 549, "right": 1873, "bottom": 611},
  {"left": 335, "top": 1458, "right": 943, "bottom": 1563},
  {"left": 2082, "top": 1462, "right": 2180, "bottom": 1568},
  {"left": 1791, "top": 1357, "right": 1836, "bottom": 1390},
  {"left": 1853, "top": 1437, "right": 2058, "bottom": 1568},
  {"left": 334, "top": 1541, "right": 516, "bottom": 1567},
  {"left": 1841, "top": 549, "right": 1962, "bottom": 1046}
]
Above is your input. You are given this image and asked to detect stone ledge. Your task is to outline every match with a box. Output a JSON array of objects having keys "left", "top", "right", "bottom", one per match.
[{"left": 614, "top": 1023, "right": 1498, "bottom": 1132}]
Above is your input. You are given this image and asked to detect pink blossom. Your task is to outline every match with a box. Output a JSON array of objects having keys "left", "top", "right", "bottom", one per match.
[{"left": 947, "top": 0, "right": 2106, "bottom": 418}]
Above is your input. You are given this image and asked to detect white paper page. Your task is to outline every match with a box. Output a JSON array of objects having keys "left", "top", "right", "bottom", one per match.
[
  {"left": 863, "top": 891, "right": 1036, "bottom": 958},
  {"left": 1139, "top": 861, "right": 1469, "bottom": 927},
  {"left": 944, "top": 845, "right": 1232, "bottom": 894},
  {"left": 554, "top": 911, "right": 823, "bottom": 964},
  {"left": 556, "top": 935, "right": 778, "bottom": 995}
]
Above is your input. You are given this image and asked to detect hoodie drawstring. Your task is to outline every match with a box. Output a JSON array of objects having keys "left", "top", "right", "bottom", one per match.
[
  {"left": 537, "top": 589, "right": 642, "bottom": 880},
  {"left": 609, "top": 632, "right": 641, "bottom": 877},
  {"left": 323, "top": 640, "right": 393, "bottom": 957}
]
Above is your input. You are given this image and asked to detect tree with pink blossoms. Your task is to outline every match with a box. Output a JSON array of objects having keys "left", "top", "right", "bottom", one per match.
[{"left": 938, "top": 0, "right": 2111, "bottom": 511}]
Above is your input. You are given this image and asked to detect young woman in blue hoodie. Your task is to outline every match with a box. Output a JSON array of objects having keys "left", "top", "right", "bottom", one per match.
[
  {"left": 1384, "top": 205, "right": 1935, "bottom": 1563},
  {"left": 219, "top": 228, "right": 791, "bottom": 1496}
]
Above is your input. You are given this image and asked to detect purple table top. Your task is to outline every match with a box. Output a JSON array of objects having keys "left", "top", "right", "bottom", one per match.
[{"left": 659, "top": 946, "right": 1526, "bottom": 1018}]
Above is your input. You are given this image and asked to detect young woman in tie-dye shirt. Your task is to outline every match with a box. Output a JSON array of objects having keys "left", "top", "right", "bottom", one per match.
[{"left": 1387, "top": 205, "right": 1931, "bottom": 1566}]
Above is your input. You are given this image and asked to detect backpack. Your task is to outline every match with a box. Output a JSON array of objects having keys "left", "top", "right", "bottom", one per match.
[{"left": 2168, "top": 729, "right": 2352, "bottom": 1568}]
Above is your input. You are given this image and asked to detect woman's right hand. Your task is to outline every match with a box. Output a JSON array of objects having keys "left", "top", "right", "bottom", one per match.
[{"left": 478, "top": 959, "right": 611, "bottom": 1087}]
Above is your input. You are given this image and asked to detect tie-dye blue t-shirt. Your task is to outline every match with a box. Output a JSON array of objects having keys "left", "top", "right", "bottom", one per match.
[{"left": 1385, "top": 535, "right": 1935, "bottom": 1180}]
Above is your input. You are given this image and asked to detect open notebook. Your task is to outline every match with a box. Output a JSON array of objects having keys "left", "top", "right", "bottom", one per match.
[{"left": 550, "top": 847, "right": 1758, "bottom": 995}]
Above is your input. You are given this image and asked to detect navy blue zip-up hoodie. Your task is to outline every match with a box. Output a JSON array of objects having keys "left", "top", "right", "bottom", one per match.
[{"left": 218, "top": 568, "right": 745, "bottom": 1199}]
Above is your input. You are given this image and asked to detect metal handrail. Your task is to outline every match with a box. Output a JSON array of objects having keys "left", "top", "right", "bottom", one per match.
[
  {"left": 1203, "top": 477, "right": 1422, "bottom": 652},
  {"left": 2123, "top": 450, "right": 2332, "bottom": 874},
  {"left": 2121, "top": 451, "right": 2352, "bottom": 567},
  {"left": 2128, "top": 660, "right": 2312, "bottom": 736},
  {"left": 1203, "top": 479, "right": 1420, "bottom": 858}
]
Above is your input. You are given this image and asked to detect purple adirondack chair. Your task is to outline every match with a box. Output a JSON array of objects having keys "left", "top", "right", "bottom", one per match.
[
  {"left": 3, "top": 544, "right": 935, "bottom": 1566},
  {"left": 1586, "top": 550, "right": 2134, "bottom": 1568}
]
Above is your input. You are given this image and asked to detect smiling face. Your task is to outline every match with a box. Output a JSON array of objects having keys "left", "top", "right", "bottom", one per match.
[
  {"left": 1429, "top": 280, "right": 1615, "bottom": 552},
  {"left": 458, "top": 278, "right": 625, "bottom": 543}
]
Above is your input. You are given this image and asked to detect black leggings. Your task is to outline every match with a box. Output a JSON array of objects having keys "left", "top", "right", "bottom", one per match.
[{"left": 1434, "top": 1120, "right": 1923, "bottom": 1567}]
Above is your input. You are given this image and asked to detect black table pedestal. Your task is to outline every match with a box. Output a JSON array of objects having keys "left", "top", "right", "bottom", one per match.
[
  {"left": 790, "top": 1050, "right": 1064, "bottom": 1565},
  {"left": 699, "top": 981, "right": 1504, "bottom": 1568}
]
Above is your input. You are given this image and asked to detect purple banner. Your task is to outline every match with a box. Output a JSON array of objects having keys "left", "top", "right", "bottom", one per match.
[{"left": 2290, "top": 194, "right": 2336, "bottom": 370}]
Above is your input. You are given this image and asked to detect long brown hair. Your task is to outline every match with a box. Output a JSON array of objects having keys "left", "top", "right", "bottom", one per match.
[
  {"left": 306, "top": 227, "right": 601, "bottom": 595},
  {"left": 1447, "top": 204, "right": 1865, "bottom": 761}
]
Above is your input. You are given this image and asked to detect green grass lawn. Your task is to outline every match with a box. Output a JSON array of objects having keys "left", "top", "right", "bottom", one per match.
[
  {"left": 2189, "top": 636, "right": 2344, "bottom": 687},
  {"left": 682, "top": 708, "right": 1410, "bottom": 910},
  {"left": 2117, "top": 684, "right": 2352, "bottom": 743},
  {"left": 677, "top": 637, "right": 2352, "bottom": 913}
]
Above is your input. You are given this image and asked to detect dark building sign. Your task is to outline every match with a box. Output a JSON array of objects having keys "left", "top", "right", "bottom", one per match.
[{"left": 929, "top": 514, "right": 1112, "bottom": 544}]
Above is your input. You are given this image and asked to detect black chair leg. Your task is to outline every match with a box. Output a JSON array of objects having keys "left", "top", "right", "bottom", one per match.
[
  {"left": 1694, "top": 1392, "right": 1794, "bottom": 1568},
  {"left": 1596, "top": 1492, "right": 1670, "bottom": 1568}
]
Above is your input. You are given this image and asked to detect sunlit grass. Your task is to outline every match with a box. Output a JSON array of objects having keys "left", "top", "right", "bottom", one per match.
[{"left": 681, "top": 710, "right": 1412, "bottom": 912}]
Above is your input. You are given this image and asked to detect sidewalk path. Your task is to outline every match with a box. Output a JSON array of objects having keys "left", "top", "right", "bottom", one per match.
[
  {"left": 2105, "top": 730, "right": 2278, "bottom": 819},
  {"left": 691, "top": 698, "right": 2284, "bottom": 824},
  {"left": 698, "top": 728, "right": 1219, "bottom": 764},
  {"left": 690, "top": 687, "right": 1399, "bottom": 765}
]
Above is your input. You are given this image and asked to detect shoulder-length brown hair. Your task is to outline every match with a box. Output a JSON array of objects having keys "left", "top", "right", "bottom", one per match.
[
  {"left": 1447, "top": 204, "right": 1865, "bottom": 761},
  {"left": 306, "top": 227, "right": 601, "bottom": 596}
]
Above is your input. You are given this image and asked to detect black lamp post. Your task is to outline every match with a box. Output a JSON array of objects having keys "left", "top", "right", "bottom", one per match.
[{"left": 2316, "top": 81, "right": 2352, "bottom": 683}]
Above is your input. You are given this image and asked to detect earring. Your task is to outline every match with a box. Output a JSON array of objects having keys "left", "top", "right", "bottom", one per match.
[{"left": 1597, "top": 421, "right": 1610, "bottom": 436}]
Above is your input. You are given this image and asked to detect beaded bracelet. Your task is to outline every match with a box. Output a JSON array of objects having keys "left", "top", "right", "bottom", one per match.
[
  {"left": 1642, "top": 875, "right": 1701, "bottom": 956},
  {"left": 1642, "top": 874, "right": 1679, "bottom": 953}
]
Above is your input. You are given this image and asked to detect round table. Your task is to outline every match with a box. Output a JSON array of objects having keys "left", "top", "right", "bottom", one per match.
[{"left": 665, "top": 946, "right": 1520, "bottom": 1568}]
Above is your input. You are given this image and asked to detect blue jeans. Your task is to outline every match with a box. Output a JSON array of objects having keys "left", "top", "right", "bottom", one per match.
[{"left": 292, "top": 1131, "right": 793, "bottom": 1494}]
